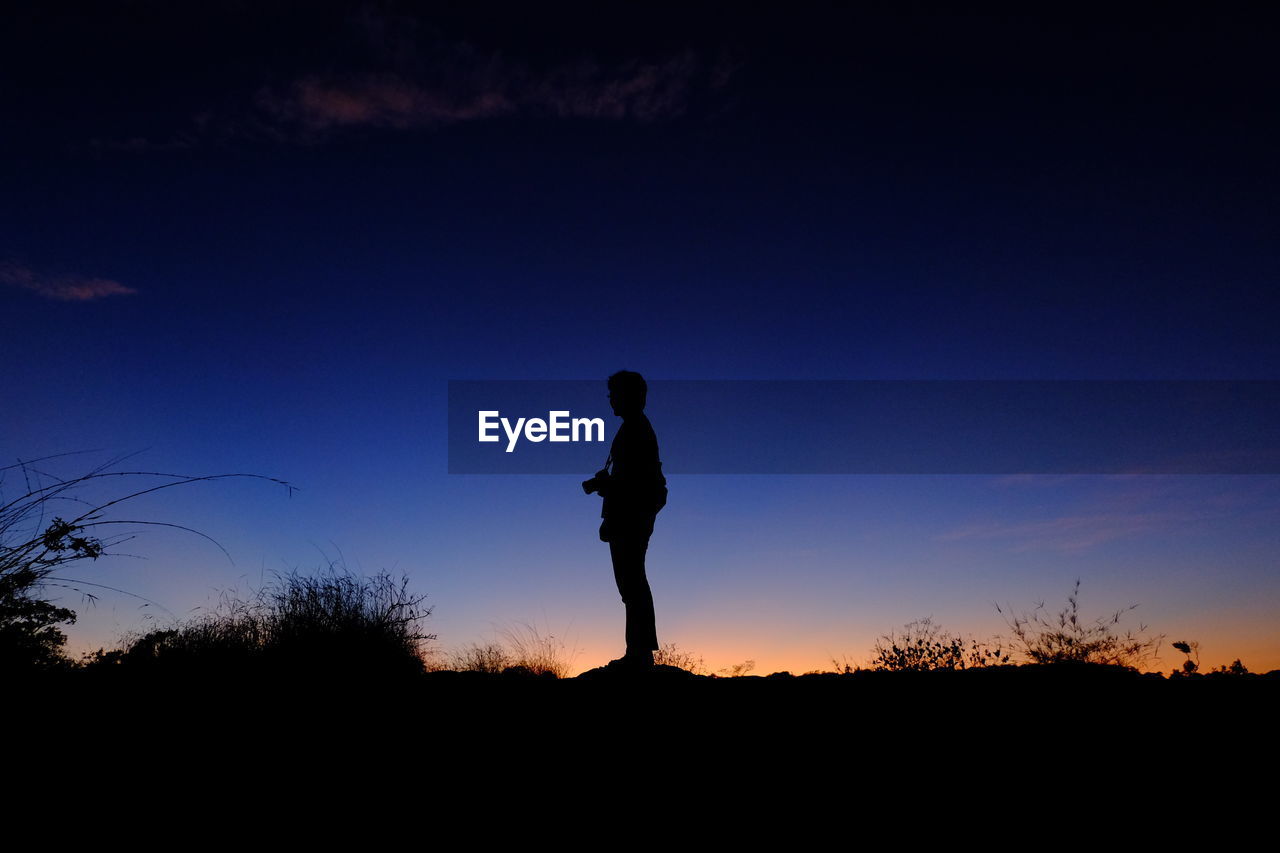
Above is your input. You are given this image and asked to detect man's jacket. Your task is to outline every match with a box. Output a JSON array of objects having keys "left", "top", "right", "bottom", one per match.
[{"left": 600, "top": 413, "right": 667, "bottom": 519}]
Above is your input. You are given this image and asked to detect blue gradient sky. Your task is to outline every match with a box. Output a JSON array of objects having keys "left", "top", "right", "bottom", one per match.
[{"left": 2, "top": 2, "right": 1277, "bottom": 672}]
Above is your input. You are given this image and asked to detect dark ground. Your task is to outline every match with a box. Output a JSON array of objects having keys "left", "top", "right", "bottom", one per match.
[{"left": 11, "top": 663, "right": 1275, "bottom": 824}]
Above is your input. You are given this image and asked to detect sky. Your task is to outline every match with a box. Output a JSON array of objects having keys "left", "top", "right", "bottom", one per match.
[{"left": 2, "top": 1, "right": 1277, "bottom": 674}]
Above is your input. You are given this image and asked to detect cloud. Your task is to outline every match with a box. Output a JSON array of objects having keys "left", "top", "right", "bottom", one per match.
[
  {"left": 92, "top": 7, "right": 738, "bottom": 151},
  {"left": 253, "top": 49, "right": 711, "bottom": 135},
  {"left": 941, "top": 476, "right": 1280, "bottom": 552},
  {"left": 254, "top": 72, "right": 515, "bottom": 131},
  {"left": 0, "top": 263, "right": 137, "bottom": 302},
  {"left": 938, "top": 512, "right": 1192, "bottom": 552}
]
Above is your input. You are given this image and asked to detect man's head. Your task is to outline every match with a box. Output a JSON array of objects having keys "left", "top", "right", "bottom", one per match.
[{"left": 607, "top": 370, "right": 647, "bottom": 417}]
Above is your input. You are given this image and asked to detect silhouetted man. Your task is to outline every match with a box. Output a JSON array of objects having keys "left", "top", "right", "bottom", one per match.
[{"left": 583, "top": 370, "right": 667, "bottom": 669}]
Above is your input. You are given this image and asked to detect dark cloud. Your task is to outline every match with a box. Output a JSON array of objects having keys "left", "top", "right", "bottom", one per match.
[
  {"left": 1, "top": 263, "right": 136, "bottom": 302},
  {"left": 81, "top": 3, "right": 737, "bottom": 149},
  {"left": 252, "top": 49, "right": 708, "bottom": 133}
]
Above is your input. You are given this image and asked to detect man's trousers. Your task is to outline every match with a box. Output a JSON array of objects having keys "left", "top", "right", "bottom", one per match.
[{"left": 606, "top": 514, "right": 658, "bottom": 654}]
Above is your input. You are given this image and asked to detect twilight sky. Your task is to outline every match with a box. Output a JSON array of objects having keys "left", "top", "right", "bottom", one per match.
[{"left": 3, "top": 2, "right": 1277, "bottom": 673}]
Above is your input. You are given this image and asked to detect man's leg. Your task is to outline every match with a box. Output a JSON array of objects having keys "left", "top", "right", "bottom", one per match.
[{"left": 608, "top": 515, "right": 658, "bottom": 658}]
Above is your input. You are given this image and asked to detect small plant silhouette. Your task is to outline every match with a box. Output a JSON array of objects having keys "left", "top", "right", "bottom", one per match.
[
  {"left": 827, "top": 654, "right": 861, "bottom": 674},
  {"left": 870, "top": 616, "right": 1009, "bottom": 672},
  {"left": 996, "top": 580, "right": 1162, "bottom": 670},
  {"left": 498, "top": 621, "right": 579, "bottom": 678},
  {"left": 446, "top": 642, "right": 511, "bottom": 673},
  {"left": 1213, "top": 659, "right": 1249, "bottom": 675},
  {"left": 438, "top": 622, "right": 579, "bottom": 677},
  {"left": 653, "top": 643, "right": 708, "bottom": 674},
  {"left": 1172, "top": 640, "right": 1200, "bottom": 675},
  {"left": 1170, "top": 641, "right": 1251, "bottom": 677},
  {"left": 717, "top": 659, "right": 755, "bottom": 677}
]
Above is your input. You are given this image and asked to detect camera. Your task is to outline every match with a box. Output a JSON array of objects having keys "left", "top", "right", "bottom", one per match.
[{"left": 582, "top": 467, "right": 611, "bottom": 495}]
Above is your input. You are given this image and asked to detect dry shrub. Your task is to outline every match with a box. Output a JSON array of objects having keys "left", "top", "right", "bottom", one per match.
[{"left": 996, "top": 580, "right": 1162, "bottom": 670}]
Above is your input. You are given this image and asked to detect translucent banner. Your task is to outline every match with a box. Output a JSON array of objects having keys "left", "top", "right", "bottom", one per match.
[{"left": 447, "top": 380, "right": 1280, "bottom": 474}]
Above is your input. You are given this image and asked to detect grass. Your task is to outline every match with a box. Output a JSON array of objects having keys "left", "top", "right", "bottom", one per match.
[
  {"left": 438, "top": 621, "right": 579, "bottom": 678},
  {"left": 441, "top": 641, "right": 511, "bottom": 674},
  {"left": 870, "top": 616, "right": 1010, "bottom": 672},
  {"left": 500, "top": 622, "right": 579, "bottom": 677},
  {"left": 653, "top": 643, "right": 708, "bottom": 674},
  {"left": 0, "top": 452, "right": 292, "bottom": 669},
  {"left": 854, "top": 581, "right": 1163, "bottom": 673},
  {"left": 106, "top": 565, "right": 435, "bottom": 678},
  {"left": 995, "top": 580, "right": 1162, "bottom": 669},
  {"left": 77, "top": 573, "right": 1254, "bottom": 681}
]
